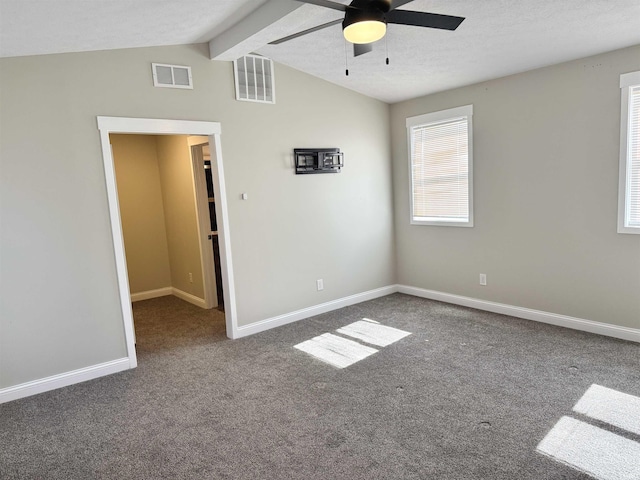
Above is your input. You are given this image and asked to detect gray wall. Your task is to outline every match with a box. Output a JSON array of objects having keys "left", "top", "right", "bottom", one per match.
[
  {"left": 0, "top": 44, "right": 394, "bottom": 388},
  {"left": 390, "top": 45, "right": 640, "bottom": 329}
]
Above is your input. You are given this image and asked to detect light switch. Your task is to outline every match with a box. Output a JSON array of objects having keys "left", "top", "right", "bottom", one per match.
[{"left": 241, "top": 193, "right": 248, "bottom": 200}]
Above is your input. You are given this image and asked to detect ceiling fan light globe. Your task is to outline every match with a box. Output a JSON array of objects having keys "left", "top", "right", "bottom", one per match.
[{"left": 343, "top": 20, "right": 386, "bottom": 44}]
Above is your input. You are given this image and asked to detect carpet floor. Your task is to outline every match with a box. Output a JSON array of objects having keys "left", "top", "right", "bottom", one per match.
[{"left": 1, "top": 293, "right": 638, "bottom": 479}]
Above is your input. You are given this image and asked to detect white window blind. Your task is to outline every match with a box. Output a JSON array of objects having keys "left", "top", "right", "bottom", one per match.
[
  {"left": 618, "top": 72, "right": 640, "bottom": 234},
  {"left": 625, "top": 86, "right": 640, "bottom": 227},
  {"left": 407, "top": 105, "right": 473, "bottom": 226}
]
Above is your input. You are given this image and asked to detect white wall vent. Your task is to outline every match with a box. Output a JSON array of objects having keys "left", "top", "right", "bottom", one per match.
[
  {"left": 152, "top": 63, "right": 193, "bottom": 89},
  {"left": 233, "top": 55, "right": 275, "bottom": 104}
]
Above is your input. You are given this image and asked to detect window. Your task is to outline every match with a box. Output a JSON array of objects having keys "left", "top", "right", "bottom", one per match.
[
  {"left": 618, "top": 71, "right": 640, "bottom": 234},
  {"left": 407, "top": 105, "right": 473, "bottom": 226}
]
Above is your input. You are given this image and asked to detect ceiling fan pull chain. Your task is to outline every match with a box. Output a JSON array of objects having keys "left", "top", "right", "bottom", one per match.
[
  {"left": 344, "top": 39, "right": 349, "bottom": 76},
  {"left": 386, "top": 32, "right": 389, "bottom": 65}
]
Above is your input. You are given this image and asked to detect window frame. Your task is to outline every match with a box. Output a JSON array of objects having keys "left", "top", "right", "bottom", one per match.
[
  {"left": 618, "top": 71, "right": 640, "bottom": 234},
  {"left": 406, "top": 104, "right": 474, "bottom": 227}
]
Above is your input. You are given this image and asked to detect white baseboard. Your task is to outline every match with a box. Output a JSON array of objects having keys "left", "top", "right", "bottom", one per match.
[
  {"left": 130, "top": 287, "right": 172, "bottom": 302},
  {"left": 0, "top": 357, "right": 131, "bottom": 404},
  {"left": 235, "top": 285, "right": 398, "bottom": 338},
  {"left": 172, "top": 287, "right": 207, "bottom": 309},
  {"left": 130, "top": 287, "right": 206, "bottom": 309},
  {"left": 398, "top": 285, "right": 640, "bottom": 343}
]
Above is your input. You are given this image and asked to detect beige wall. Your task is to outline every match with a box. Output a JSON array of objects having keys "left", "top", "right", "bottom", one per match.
[
  {"left": 111, "top": 134, "right": 172, "bottom": 294},
  {"left": 156, "top": 135, "right": 205, "bottom": 299},
  {"left": 0, "top": 44, "right": 393, "bottom": 388},
  {"left": 390, "top": 45, "right": 640, "bottom": 329}
]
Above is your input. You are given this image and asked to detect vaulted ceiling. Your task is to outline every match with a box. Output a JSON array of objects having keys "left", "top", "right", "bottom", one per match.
[{"left": 1, "top": 0, "right": 639, "bottom": 103}]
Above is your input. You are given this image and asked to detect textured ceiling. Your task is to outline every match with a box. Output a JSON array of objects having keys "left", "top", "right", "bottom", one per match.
[
  {"left": 0, "top": 0, "right": 267, "bottom": 57},
  {"left": 1, "top": 1, "right": 640, "bottom": 103},
  {"left": 257, "top": 0, "right": 640, "bottom": 102}
]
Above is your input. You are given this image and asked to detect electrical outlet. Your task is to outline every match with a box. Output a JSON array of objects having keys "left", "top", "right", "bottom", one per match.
[
  {"left": 479, "top": 274, "right": 487, "bottom": 286},
  {"left": 189, "top": 272, "right": 193, "bottom": 283},
  {"left": 317, "top": 279, "right": 324, "bottom": 291}
]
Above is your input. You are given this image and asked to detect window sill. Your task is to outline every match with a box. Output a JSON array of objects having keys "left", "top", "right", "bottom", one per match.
[{"left": 411, "top": 218, "right": 474, "bottom": 227}]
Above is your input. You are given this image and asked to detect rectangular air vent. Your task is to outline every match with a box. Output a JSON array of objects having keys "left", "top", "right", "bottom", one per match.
[
  {"left": 152, "top": 63, "right": 193, "bottom": 89},
  {"left": 233, "top": 55, "right": 275, "bottom": 104}
]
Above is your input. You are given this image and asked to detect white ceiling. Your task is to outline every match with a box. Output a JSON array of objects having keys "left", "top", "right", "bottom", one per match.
[
  {"left": 1, "top": 0, "right": 640, "bottom": 103},
  {"left": 0, "top": 0, "right": 267, "bottom": 56}
]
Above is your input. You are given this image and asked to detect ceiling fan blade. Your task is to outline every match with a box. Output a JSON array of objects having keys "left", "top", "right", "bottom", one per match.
[
  {"left": 386, "top": 10, "right": 465, "bottom": 31},
  {"left": 294, "top": 0, "right": 348, "bottom": 11},
  {"left": 268, "top": 19, "right": 342, "bottom": 45},
  {"left": 353, "top": 43, "right": 373, "bottom": 57}
]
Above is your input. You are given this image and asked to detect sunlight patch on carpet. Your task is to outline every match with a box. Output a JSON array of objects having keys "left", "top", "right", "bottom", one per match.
[
  {"left": 337, "top": 319, "right": 411, "bottom": 347},
  {"left": 294, "top": 333, "right": 378, "bottom": 369},
  {"left": 573, "top": 384, "right": 640, "bottom": 436},
  {"left": 536, "top": 416, "right": 640, "bottom": 480}
]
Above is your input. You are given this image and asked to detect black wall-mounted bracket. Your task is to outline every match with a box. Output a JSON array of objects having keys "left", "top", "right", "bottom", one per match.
[{"left": 294, "top": 148, "right": 343, "bottom": 174}]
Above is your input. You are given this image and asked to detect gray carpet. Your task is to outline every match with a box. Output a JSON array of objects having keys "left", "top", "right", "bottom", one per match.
[{"left": 1, "top": 293, "right": 638, "bottom": 479}]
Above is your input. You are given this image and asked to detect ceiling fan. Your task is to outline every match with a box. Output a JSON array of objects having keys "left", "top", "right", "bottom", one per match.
[{"left": 269, "top": 0, "right": 465, "bottom": 58}]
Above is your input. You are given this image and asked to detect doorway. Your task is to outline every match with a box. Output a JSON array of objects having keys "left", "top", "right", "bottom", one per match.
[{"left": 98, "top": 117, "right": 239, "bottom": 370}]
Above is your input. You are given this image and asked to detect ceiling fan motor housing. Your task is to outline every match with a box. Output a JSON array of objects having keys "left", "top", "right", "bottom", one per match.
[{"left": 342, "top": 5, "right": 387, "bottom": 44}]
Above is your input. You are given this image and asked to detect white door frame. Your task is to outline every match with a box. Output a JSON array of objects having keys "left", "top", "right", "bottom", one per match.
[{"left": 97, "top": 116, "right": 239, "bottom": 369}]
